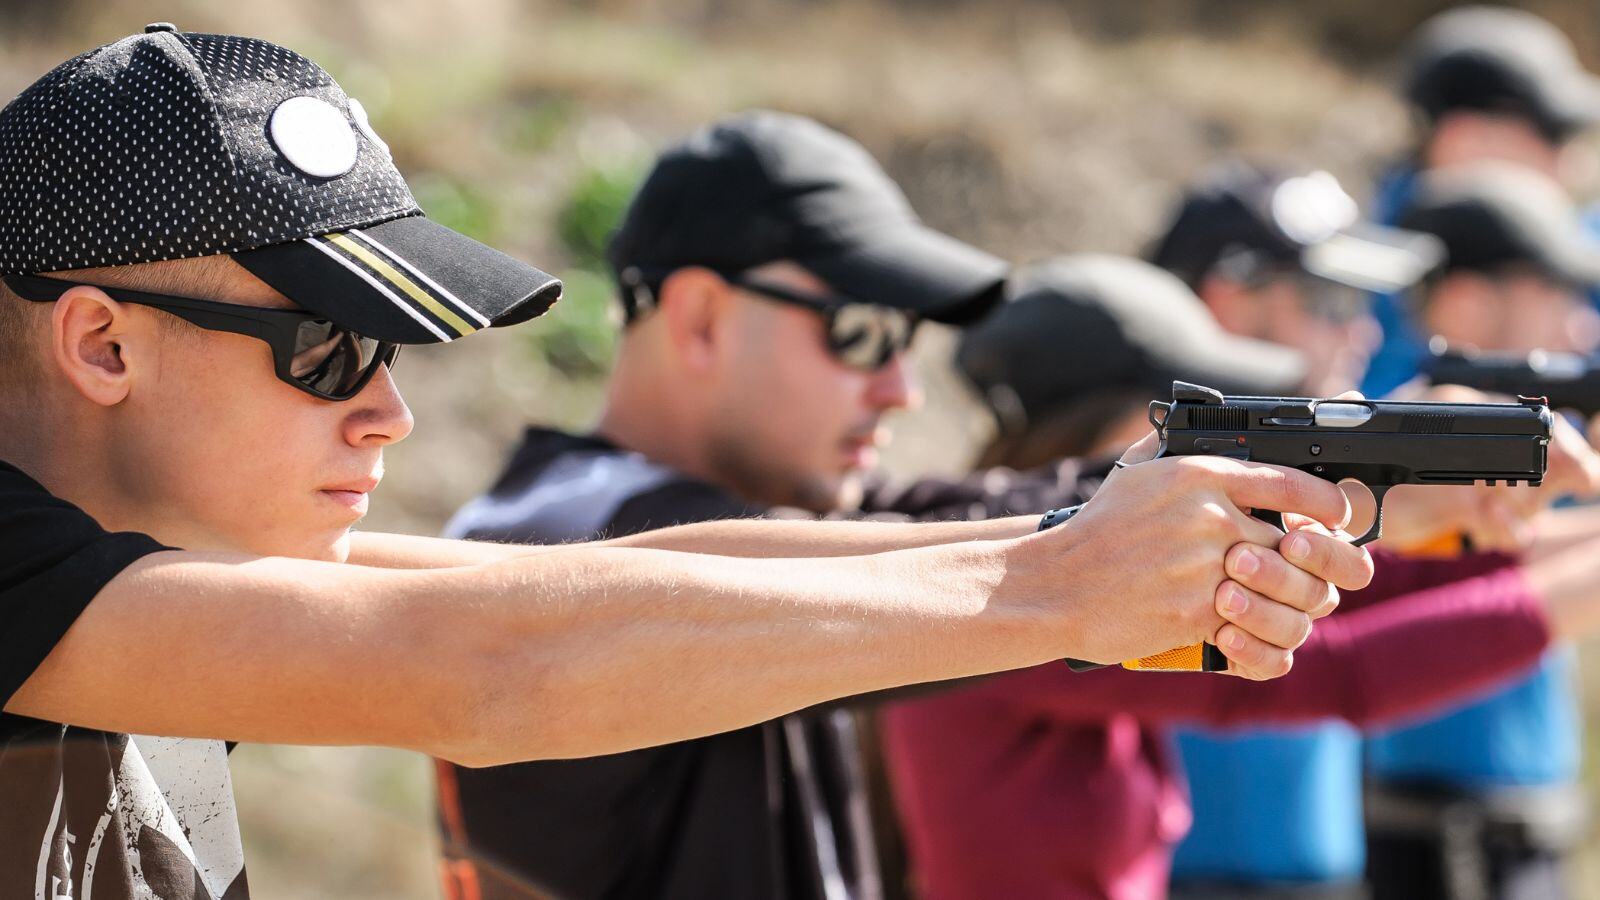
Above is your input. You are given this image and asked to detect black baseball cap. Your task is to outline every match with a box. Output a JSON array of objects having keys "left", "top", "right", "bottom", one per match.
[
  {"left": 607, "top": 111, "right": 1007, "bottom": 325},
  {"left": 957, "top": 255, "right": 1307, "bottom": 430},
  {"left": 1149, "top": 163, "right": 1441, "bottom": 295},
  {"left": 1399, "top": 162, "right": 1600, "bottom": 288},
  {"left": 1403, "top": 6, "right": 1600, "bottom": 143},
  {"left": 0, "top": 24, "right": 561, "bottom": 344}
]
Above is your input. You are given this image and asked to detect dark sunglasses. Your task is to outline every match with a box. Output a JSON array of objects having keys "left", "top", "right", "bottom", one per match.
[
  {"left": 729, "top": 276, "right": 918, "bottom": 371},
  {"left": 4, "top": 274, "right": 400, "bottom": 401}
]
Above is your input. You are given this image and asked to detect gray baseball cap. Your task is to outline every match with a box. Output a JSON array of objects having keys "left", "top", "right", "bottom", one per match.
[
  {"left": 958, "top": 255, "right": 1306, "bottom": 431},
  {"left": 1400, "top": 162, "right": 1600, "bottom": 287},
  {"left": 1403, "top": 6, "right": 1600, "bottom": 141}
]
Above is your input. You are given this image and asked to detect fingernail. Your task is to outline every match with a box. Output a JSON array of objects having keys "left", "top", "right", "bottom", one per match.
[
  {"left": 1232, "top": 547, "right": 1261, "bottom": 576},
  {"left": 1225, "top": 630, "right": 1246, "bottom": 650},
  {"left": 1222, "top": 586, "right": 1248, "bottom": 615},
  {"left": 1285, "top": 534, "right": 1310, "bottom": 561}
]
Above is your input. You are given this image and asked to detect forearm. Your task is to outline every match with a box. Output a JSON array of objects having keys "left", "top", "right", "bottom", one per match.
[
  {"left": 346, "top": 515, "right": 1036, "bottom": 569},
  {"left": 1192, "top": 565, "right": 1549, "bottom": 729},
  {"left": 1528, "top": 505, "right": 1600, "bottom": 563},
  {"left": 442, "top": 541, "right": 1059, "bottom": 761},
  {"left": 978, "top": 564, "right": 1547, "bottom": 729},
  {"left": 12, "top": 540, "right": 1064, "bottom": 764}
]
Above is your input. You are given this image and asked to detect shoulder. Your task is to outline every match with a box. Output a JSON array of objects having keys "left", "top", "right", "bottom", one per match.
[
  {"left": 607, "top": 478, "right": 760, "bottom": 537},
  {"left": 0, "top": 459, "right": 170, "bottom": 570},
  {"left": 445, "top": 433, "right": 752, "bottom": 543},
  {"left": 0, "top": 459, "right": 170, "bottom": 706}
]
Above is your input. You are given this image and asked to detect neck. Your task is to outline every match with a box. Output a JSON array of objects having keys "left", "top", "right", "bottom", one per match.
[
  {"left": 2, "top": 405, "right": 122, "bottom": 524},
  {"left": 593, "top": 362, "right": 722, "bottom": 487}
]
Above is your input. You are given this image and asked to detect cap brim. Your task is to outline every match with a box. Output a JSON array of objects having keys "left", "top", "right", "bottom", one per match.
[
  {"left": 1540, "top": 231, "right": 1600, "bottom": 287},
  {"left": 1301, "top": 223, "right": 1444, "bottom": 293},
  {"left": 232, "top": 214, "right": 562, "bottom": 344},
  {"left": 1158, "top": 330, "right": 1309, "bottom": 398},
  {"left": 1542, "top": 70, "right": 1600, "bottom": 135},
  {"left": 798, "top": 223, "right": 1008, "bottom": 325}
]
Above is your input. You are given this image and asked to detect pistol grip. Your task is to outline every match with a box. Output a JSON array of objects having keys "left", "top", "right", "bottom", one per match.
[{"left": 1065, "top": 643, "right": 1229, "bottom": 672}]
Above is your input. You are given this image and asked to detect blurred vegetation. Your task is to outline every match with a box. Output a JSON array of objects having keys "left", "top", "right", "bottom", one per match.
[
  {"left": 4, "top": 1, "right": 1600, "bottom": 897},
  {"left": 535, "top": 158, "right": 647, "bottom": 376}
]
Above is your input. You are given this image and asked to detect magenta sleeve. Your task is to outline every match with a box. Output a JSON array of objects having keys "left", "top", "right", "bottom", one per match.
[{"left": 964, "top": 560, "right": 1549, "bottom": 731}]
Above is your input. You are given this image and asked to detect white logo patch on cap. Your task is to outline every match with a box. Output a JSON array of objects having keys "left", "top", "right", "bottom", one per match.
[
  {"left": 347, "top": 97, "right": 391, "bottom": 157},
  {"left": 270, "top": 96, "right": 359, "bottom": 178}
]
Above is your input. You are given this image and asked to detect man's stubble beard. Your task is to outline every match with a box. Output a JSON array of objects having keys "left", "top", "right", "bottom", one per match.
[{"left": 705, "top": 429, "right": 861, "bottom": 514}]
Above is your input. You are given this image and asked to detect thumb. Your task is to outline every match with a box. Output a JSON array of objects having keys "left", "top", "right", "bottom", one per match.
[{"left": 1118, "top": 430, "right": 1161, "bottom": 466}]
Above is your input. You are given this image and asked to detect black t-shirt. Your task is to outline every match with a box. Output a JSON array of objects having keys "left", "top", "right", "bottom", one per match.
[
  {"left": 434, "top": 429, "right": 1105, "bottom": 900},
  {"left": 0, "top": 460, "right": 251, "bottom": 900}
]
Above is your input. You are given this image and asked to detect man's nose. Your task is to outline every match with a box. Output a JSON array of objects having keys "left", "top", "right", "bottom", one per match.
[
  {"left": 342, "top": 361, "right": 415, "bottom": 448},
  {"left": 867, "top": 352, "right": 922, "bottom": 412}
]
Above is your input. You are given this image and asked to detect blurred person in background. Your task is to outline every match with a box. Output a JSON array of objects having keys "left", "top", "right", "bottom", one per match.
[
  {"left": 1357, "top": 163, "right": 1600, "bottom": 900},
  {"left": 1157, "top": 161, "right": 1600, "bottom": 900},
  {"left": 1364, "top": 4, "right": 1600, "bottom": 395},
  {"left": 878, "top": 251, "right": 1600, "bottom": 900},
  {"left": 1149, "top": 163, "right": 1447, "bottom": 900},
  {"left": 433, "top": 109, "right": 1063, "bottom": 900}
]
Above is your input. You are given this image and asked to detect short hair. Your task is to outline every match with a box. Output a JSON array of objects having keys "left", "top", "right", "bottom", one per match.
[{"left": 0, "top": 255, "right": 246, "bottom": 390}]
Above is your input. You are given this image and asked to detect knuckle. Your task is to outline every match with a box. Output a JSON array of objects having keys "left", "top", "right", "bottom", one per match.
[
  {"left": 1299, "top": 573, "right": 1332, "bottom": 613},
  {"left": 1172, "top": 457, "right": 1212, "bottom": 489},
  {"left": 1268, "top": 650, "right": 1294, "bottom": 679},
  {"left": 1273, "top": 468, "right": 1307, "bottom": 513},
  {"left": 1291, "top": 613, "right": 1314, "bottom": 649}
]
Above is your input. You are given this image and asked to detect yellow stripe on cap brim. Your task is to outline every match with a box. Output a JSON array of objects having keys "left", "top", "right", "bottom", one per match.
[{"left": 324, "top": 232, "right": 477, "bottom": 338}]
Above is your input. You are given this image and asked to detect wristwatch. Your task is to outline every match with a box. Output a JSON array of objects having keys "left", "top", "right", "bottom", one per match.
[{"left": 1037, "top": 504, "right": 1084, "bottom": 531}]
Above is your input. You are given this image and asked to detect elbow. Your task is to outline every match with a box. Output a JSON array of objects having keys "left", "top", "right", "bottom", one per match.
[{"left": 411, "top": 637, "right": 571, "bottom": 768}]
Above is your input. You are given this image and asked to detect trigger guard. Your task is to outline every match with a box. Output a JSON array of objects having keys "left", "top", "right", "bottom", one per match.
[
  {"left": 1250, "top": 508, "right": 1287, "bottom": 533},
  {"left": 1350, "top": 485, "right": 1389, "bottom": 547}
]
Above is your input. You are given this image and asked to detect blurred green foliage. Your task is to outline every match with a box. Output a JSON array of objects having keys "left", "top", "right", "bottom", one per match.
[
  {"left": 555, "top": 159, "right": 646, "bottom": 270},
  {"left": 410, "top": 174, "right": 502, "bottom": 245},
  {"left": 530, "top": 268, "right": 621, "bottom": 377},
  {"left": 525, "top": 158, "right": 648, "bottom": 377},
  {"left": 497, "top": 96, "right": 579, "bottom": 156}
]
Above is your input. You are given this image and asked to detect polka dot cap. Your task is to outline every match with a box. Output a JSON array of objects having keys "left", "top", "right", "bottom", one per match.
[{"left": 0, "top": 23, "right": 420, "bottom": 274}]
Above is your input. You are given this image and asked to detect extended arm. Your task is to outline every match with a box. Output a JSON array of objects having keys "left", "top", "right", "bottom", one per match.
[
  {"left": 7, "top": 450, "right": 1371, "bottom": 764},
  {"left": 956, "top": 550, "right": 1573, "bottom": 732},
  {"left": 346, "top": 514, "right": 1038, "bottom": 570},
  {"left": 11, "top": 541, "right": 1038, "bottom": 765}
]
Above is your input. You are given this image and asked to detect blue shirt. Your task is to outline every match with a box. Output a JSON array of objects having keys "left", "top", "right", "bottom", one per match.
[
  {"left": 1360, "top": 162, "right": 1581, "bottom": 792},
  {"left": 1361, "top": 165, "right": 1426, "bottom": 398},
  {"left": 1171, "top": 724, "right": 1366, "bottom": 883},
  {"left": 1366, "top": 649, "right": 1580, "bottom": 786}
]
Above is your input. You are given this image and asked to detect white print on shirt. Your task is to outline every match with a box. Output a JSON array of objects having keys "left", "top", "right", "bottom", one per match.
[{"left": 30, "top": 732, "right": 246, "bottom": 900}]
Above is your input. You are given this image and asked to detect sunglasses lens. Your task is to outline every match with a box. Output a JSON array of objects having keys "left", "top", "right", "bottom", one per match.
[
  {"left": 829, "top": 305, "right": 915, "bottom": 370},
  {"left": 289, "top": 319, "right": 393, "bottom": 398}
]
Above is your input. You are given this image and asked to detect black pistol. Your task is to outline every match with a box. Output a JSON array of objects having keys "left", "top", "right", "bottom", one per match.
[
  {"left": 1065, "top": 380, "right": 1552, "bottom": 673},
  {"left": 1424, "top": 338, "right": 1600, "bottom": 417}
]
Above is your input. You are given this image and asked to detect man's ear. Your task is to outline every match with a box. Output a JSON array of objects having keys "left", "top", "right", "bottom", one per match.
[
  {"left": 656, "top": 267, "right": 733, "bottom": 376},
  {"left": 50, "top": 286, "right": 139, "bottom": 406}
]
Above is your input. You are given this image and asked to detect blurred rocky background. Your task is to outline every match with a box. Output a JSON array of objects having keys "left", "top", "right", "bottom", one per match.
[{"left": 4, "top": 0, "right": 1599, "bottom": 896}]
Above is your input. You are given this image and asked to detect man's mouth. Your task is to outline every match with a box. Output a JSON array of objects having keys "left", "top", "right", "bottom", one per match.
[
  {"left": 841, "top": 425, "right": 887, "bottom": 468},
  {"left": 319, "top": 476, "right": 381, "bottom": 513}
]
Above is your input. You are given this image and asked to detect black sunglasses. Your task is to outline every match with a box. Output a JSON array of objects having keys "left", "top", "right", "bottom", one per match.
[
  {"left": 729, "top": 276, "right": 918, "bottom": 371},
  {"left": 4, "top": 274, "right": 401, "bottom": 401}
]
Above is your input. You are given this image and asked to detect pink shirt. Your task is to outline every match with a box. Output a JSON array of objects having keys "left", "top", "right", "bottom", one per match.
[{"left": 880, "top": 552, "right": 1549, "bottom": 900}]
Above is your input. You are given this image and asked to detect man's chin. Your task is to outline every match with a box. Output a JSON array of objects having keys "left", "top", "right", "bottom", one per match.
[
  {"left": 788, "top": 470, "right": 865, "bottom": 515},
  {"left": 248, "top": 527, "right": 352, "bottom": 562}
]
